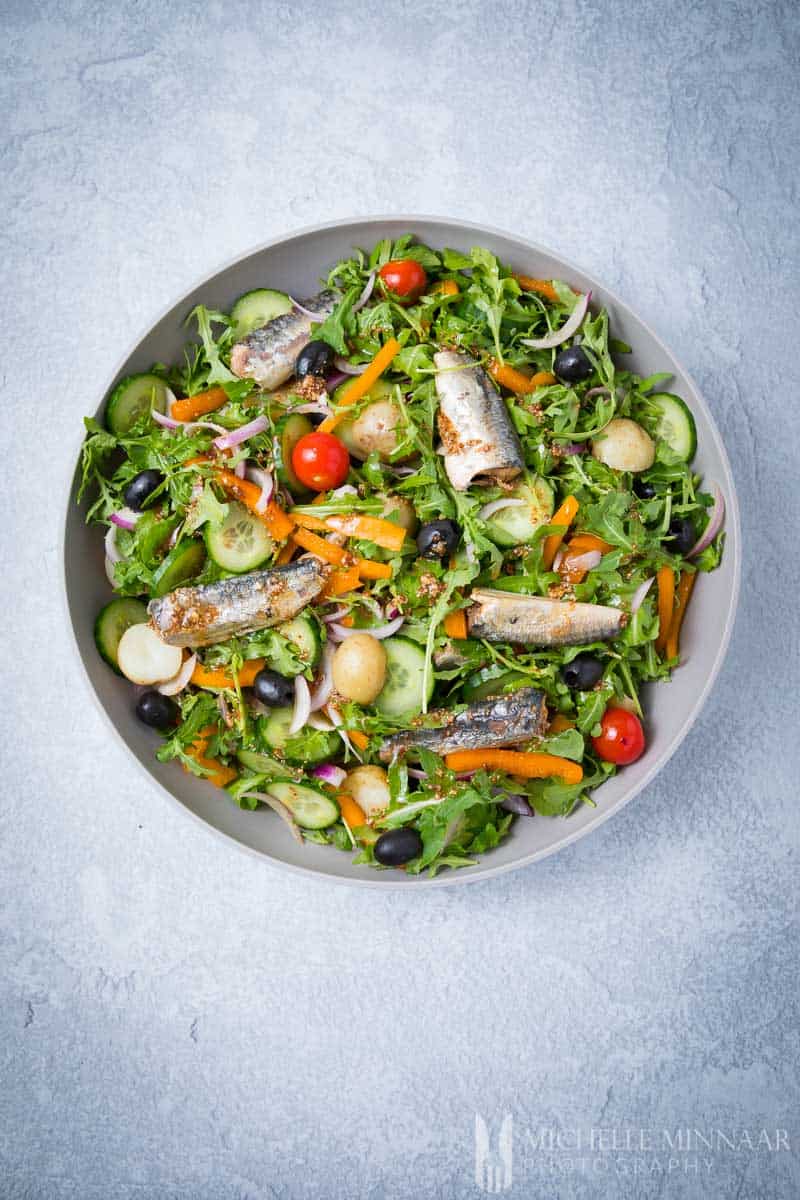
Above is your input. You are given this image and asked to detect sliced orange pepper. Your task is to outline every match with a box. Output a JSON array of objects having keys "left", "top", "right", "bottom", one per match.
[
  {"left": 346, "top": 730, "right": 369, "bottom": 751},
  {"left": 318, "top": 337, "right": 401, "bottom": 432},
  {"left": 291, "top": 527, "right": 346, "bottom": 565},
  {"left": 171, "top": 386, "right": 229, "bottom": 422},
  {"left": 184, "top": 726, "right": 237, "bottom": 788},
  {"left": 354, "top": 559, "right": 392, "bottom": 581},
  {"left": 655, "top": 565, "right": 675, "bottom": 654},
  {"left": 541, "top": 495, "right": 579, "bottom": 569},
  {"left": 444, "top": 748, "right": 583, "bottom": 785},
  {"left": 191, "top": 659, "right": 266, "bottom": 690},
  {"left": 212, "top": 465, "right": 295, "bottom": 540},
  {"left": 432, "top": 279, "right": 459, "bottom": 296},
  {"left": 665, "top": 571, "right": 696, "bottom": 660},
  {"left": 443, "top": 610, "right": 468, "bottom": 639},
  {"left": 567, "top": 533, "right": 612, "bottom": 555},
  {"left": 515, "top": 275, "right": 560, "bottom": 303},
  {"left": 548, "top": 714, "right": 576, "bottom": 735},
  {"left": 274, "top": 541, "right": 296, "bottom": 565},
  {"left": 488, "top": 360, "right": 557, "bottom": 395},
  {"left": 292, "top": 511, "right": 406, "bottom": 553},
  {"left": 337, "top": 792, "right": 367, "bottom": 828},
  {"left": 321, "top": 565, "right": 363, "bottom": 596}
]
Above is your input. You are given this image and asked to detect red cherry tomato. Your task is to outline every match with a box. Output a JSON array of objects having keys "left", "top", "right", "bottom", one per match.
[
  {"left": 379, "top": 259, "right": 428, "bottom": 302},
  {"left": 591, "top": 706, "right": 646, "bottom": 765},
  {"left": 291, "top": 432, "right": 350, "bottom": 492}
]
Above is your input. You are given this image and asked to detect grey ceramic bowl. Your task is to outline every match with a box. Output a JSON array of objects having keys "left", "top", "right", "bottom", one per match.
[{"left": 63, "top": 216, "right": 741, "bottom": 887}]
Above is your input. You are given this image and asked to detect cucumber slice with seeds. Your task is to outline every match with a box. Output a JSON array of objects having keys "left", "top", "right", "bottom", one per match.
[
  {"left": 151, "top": 539, "right": 206, "bottom": 597},
  {"left": 649, "top": 393, "right": 697, "bottom": 462},
  {"left": 277, "top": 614, "right": 322, "bottom": 668},
  {"left": 94, "top": 598, "right": 148, "bottom": 673},
  {"left": 106, "top": 373, "right": 169, "bottom": 436},
  {"left": 205, "top": 500, "right": 273, "bottom": 573},
  {"left": 374, "top": 637, "right": 434, "bottom": 719},
  {"left": 265, "top": 780, "right": 339, "bottom": 829},
  {"left": 483, "top": 477, "right": 554, "bottom": 548},
  {"left": 230, "top": 289, "right": 293, "bottom": 339},
  {"left": 274, "top": 412, "right": 313, "bottom": 497},
  {"left": 236, "top": 749, "right": 287, "bottom": 775},
  {"left": 258, "top": 709, "right": 339, "bottom": 764}
]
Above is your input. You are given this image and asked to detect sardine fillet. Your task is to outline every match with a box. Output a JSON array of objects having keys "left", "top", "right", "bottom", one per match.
[
  {"left": 230, "top": 290, "right": 336, "bottom": 389},
  {"left": 468, "top": 589, "right": 626, "bottom": 646},
  {"left": 148, "top": 559, "right": 327, "bottom": 648},
  {"left": 378, "top": 687, "right": 547, "bottom": 761},
  {"left": 434, "top": 351, "right": 524, "bottom": 491}
]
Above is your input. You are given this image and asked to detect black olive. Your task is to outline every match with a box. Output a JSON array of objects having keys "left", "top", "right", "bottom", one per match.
[
  {"left": 416, "top": 519, "right": 461, "bottom": 561},
  {"left": 136, "top": 690, "right": 178, "bottom": 728},
  {"left": 374, "top": 827, "right": 423, "bottom": 867},
  {"left": 253, "top": 668, "right": 295, "bottom": 708},
  {"left": 667, "top": 517, "right": 696, "bottom": 556},
  {"left": 560, "top": 654, "right": 605, "bottom": 691},
  {"left": 633, "top": 478, "right": 656, "bottom": 499},
  {"left": 124, "top": 469, "right": 164, "bottom": 511},
  {"left": 295, "top": 340, "right": 335, "bottom": 378},
  {"left": 553, "top": 345, "right": 593, "bottom": 383}
]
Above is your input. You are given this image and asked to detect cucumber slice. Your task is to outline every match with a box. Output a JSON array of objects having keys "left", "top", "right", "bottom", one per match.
[
  {"left": 230, "top": 289, "right": 293, "bottom": 339},
  {"left": 374, "top": 637, "right": 434, "bottom": 719},
  {"left": 94, "top": 598, "right": 148, "bottom": 672},
  {"left": 649, "top": 393, "right": 697, "bottom": 462},
  {"left": 265, "top": 780, "right": 339, "bottom": 830},
  {"left": 236, "top": 748, "right": 287, "bottom": 775},
  {"left": 483, "top": 477, "right": 554, "bottom": 548},
  {"left": 106, "top": 373, "right": 169, "bottom": 436},
  {"left": 205, "top": 501, "right": 273, "bottom": 573},
  {"left": 259, "top": 710, "right": 339, "bottom": 764},
  {"left": 151, "top": 539, "right": 206, "bottom": 597},
  {"left": 333, "top": 380, "right": 394, "bottom": 459},
  {"left": 117, "top": 623, "right": 183, "bottom": 685},
  {"left": 278, "top": 614, "right": 322, "bottom": 669},
  {"left": 462, "top": 667, "right": 531, "bottom": 703},
  {"left": 273, "top": 412, "right": 313, "bottom": 496}
]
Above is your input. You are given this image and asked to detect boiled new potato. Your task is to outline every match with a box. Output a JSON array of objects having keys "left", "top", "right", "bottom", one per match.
[
  {"left": 332, "top": 634, "right": 387, "bottom": 704},
  {"left": 337, "top": 399, "right": 403, "bottom": 461},
  {"left": 117, "top": 624, "right": 183, "bottom": 685},
  {"left": 591, "top": 418, "right": 655, "bottom": 473},
  {"left": 344, "top": 765, "right": 391, "bottom": 817}
]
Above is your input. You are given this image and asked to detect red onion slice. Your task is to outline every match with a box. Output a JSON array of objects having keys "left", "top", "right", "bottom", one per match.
[
  {"left": 241, "top": 791, "right": 303, "bottom": 843},
  {"left": 322, "top": 606, "right": 349, "bottom": 623},
  {"left": 157, "top": 653, "right": 197, "bottom": 696},
  {"left": 110, "top": 508, "right": 140, "bottom": 531},
  {"left": 104, "top": 525, "right": 122, "bottom": 564},
  {"left": 290, "top": 297, "right": 326, "bottom": 319},
  {"left": 307, "top": 712, "right": 335, "bottom": 731},
  {"left": 558, "top": 442, "right": 586, "bottom": 455},
  {"left": 104, "top": 556, "right": 117, "bottom": 586},
  {"left": 213, "top": 415, "right": 269, "bottom": 451},
  {"left": 152, "top": 409, "right": 182, "bottom": 431},
  {"left": 292, "top": 400, "right": 332, "bottom": 416},
  {"left": 233, "top": 460, "right": 246, "bottom": 479},
  {"left": 352, "top": 271, "right": 376, "bottom": 312},
  {"left": 521, "top": 291, "right": 591, "bottom": 350},
  {"left": 244, "top": 465, "right": 274, "bottom": 514},
  {"left": 327, "top": 615, "right": 405, "bottom": 642},
  {"left": 564, "top": 549, "right": 603, "bottom": 573},
  {"left": 309, "top": 644, "right": 335, "bottom": 712},
  {"left": 630, "top": 576, "right": 655, "bottom": 614},
  {"left": 333, "top": 356, "right": 369, "bottom": 376},
  {"left": 217, "top": 692, "right": 233, "bottom": 726},
  {"left": 289, "top": 674, "right": 311, "bottom": 734},
  {"left": 584, "top": 386, "right": 611, "bottom": 400},
  {"left": 325, "top": 704, "right": 363, "bottom": 762},
  {"left": 479, "top": 497, "right": 526, "bottom": 520},
  {"left": 312, "top": 763, "right": 347, "bottom": 789},
  {"left": 689, "top": 485, "right": 725, "bottom": 557},
  {"left": 324, "top": 371, "right": 349, "bottom": 391}
]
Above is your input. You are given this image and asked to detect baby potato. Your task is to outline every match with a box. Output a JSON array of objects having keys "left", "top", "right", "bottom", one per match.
[
  {"left": 338, "top": 399, "right": 403, "bottom": 461},
  {"left": 382, "top": 494, "right": 418, "bottom": 535},
  {"left": 332, "top": 634, "right": 388, "bottom": 704},
  {"left": 344, "top": 765, "right": 391, "bottom": 817},
  {"left": 591, "top": 418, "right": 655, "bottom": 473}
]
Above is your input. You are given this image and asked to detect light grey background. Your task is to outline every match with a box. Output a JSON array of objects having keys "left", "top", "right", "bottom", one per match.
[{"left": 1, "top": 1, "right": 798, "bottom": 1197}]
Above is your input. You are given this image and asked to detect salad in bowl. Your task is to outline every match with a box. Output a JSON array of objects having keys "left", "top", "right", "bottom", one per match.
[{"left": 78, "top": 234, "right": 725, "bottom": 876}]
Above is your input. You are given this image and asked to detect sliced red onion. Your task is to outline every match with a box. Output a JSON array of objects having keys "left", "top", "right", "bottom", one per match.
[
  {"left": 312, "top": 763, "right": 347, "bottom": 789},
  {"left": 307, "top": 711, "right": 335, "bottom": 731},
  {"left": 327, "top": 615, "right": 405, "bottom": 641},
  {"left": 157, "top": 653, "right": 197, "bottom": 697},
  {"left": 104, "top": 556, "right": 117, "bottom": 586},
  {"left": 213, "top": 415, "right": 269, "bottom": 451},
  {"left": 479, "top": 497, "right": 526, "bottom": 520},
  {"left": 584, "top": 386, "right": 611, "bottom": 400},
  {"left": 166, "top": 523, "right": 181, "bottom": 550},
  {"left": 326, "top": 704, "right": 363, "bottom": 762},
  {"left": 406, "top": 768, "right": 427, "bottom": 780},
  {"left": 104, "top": 525, "right": 122, "bottom": 564},
  {"left": 352, "top": 271, "right": 376, "bottom": 312},
  {"left": 558, "top": 442, "right": 586, "bottom": 455},
  {"left": 323, "top": 605, "right": 350, "bottom": 623},
  {"left": 186, "top": 420, "right": 228, "bottom": 436},
  {"left": 329, "top": 484, "right": 359, "bottom": 500},
  {"left": 499, "top": 793, "right": 534, "bottom": 816},
  {"left": 384, "top": 601, "right": 401, "bottom": 620},
  {"left": 241, "top": 791, "right": 303, "bottom": 844},
  {"left": 234, "top": 460, "right": 246, "bottom": 479},
  {"left": 563, "top": 549, "right": 603, "bottom": 573},
  {"left": 289, "top": 674, "right": 311, "bottom": 734},
  {"left": 552, "top": 547, "right": 565, "bottom": 571},
  {"left": 689, "top": 485, "right": 725, "bottom": 557},
  {"left": 630, "top": 575, "right": 655, "bottom": 614},
  {"left": 521, "top": 291, "right": 591, "bottom": 350},
  {"left": 309, "top": 644, "right": 335, "bottom": 712},
  {"left": 325, "top": 371, "right": 349, "bottom": 391},
  {"left": 244, "top": 465, "right": 274, "bottom": 514},
  {"left": 217, "top": 692, "right": 233, "bottom": 727},
  {"left": 110, "top": 507, "right": 141, "bottom": 531},
  {"left": 292, "top": 400, "right": 332, "bottom": 416},
  {"left": 152, "top": 409, "right": 182, "bottom": 431},
  {"left": 333, "top": 356, "right": 369, "bottom": 376},
  {"left": 290, "top": 297, "right": 324, "bottom": 319}
]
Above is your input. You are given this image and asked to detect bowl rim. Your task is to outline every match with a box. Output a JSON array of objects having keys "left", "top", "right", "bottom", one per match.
[{"left": 61, "top": 213, "right": 742, "bottom": 889}]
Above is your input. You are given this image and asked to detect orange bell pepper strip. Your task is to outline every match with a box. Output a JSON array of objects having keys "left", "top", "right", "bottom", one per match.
[
  {"left": 665, "top": 571, "right": 696, "bottom": 660},
  {"left": 274, "top": 541, "right": 296, "bottom": 565},
  {"left": 443, "top": 610, "right": 468, "bottom": 639},
  {"left": 346, "top": 730, "right": 369, "bottom": 751},
  {"left": 321, "top": 564, "right": 363, "bottom": 596},
  {"left": 170, "top": 386, "right": 229, "bottom": 422},
  {"left": 336, "top": 792, "right": 367, "bottom": 828},
  {"left": 548, "top": 714, "right": 576, "bottom": 735},
  {"left": 567, "top": 533, "right": 612, "bottom": 555},
  {"left": 291, "top": 527, "right": 393, "bottom": 581},
  {"left": 515, "top": 276, "right": 560, "bottom": 303},
  {"left": 655, "top": 565, "right": 675, "bottom": 653},
  {"left": 432, "top": 279, "right": 459, "bottom": 296},
  {"left": 558, "top": 533, "right": 612, "bottom": 585},
  {"left": 184, "top": 726, "right": 237, "bottom": 788},
  {"left": 190, "top": 659, "right": 266, "bottom": 690},
  {"left": 488, "top": 360, "right": 556, "bottom": 395},
  {"left": 212, "top": 466, "right": 295, "bottom": 540},
  {"left": 292, "top": 511, "right": 406, "bottom": 553},
  {"left": 541, "top": 495, "right": 579, "bottom": 569},
  {"left": 318, "top": 337, "right": 401, "bottom": 432},
  {"left": 444, "top": 748, "right": 583, "bottom": 785}
]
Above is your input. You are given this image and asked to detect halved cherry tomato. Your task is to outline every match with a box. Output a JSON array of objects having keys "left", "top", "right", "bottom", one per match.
[
  {"left": 379, "top": 259, "right": 427, "bottom": 302},
  {"left": 591, "top": 707, "right": 646, "bottom": 765},
  {"left": 291, "top": 432, "right": 350, "bottom": 492}
]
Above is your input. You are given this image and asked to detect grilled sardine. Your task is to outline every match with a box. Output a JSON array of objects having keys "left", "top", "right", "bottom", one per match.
[
  {"left": 148, "top": 559, "right": 327, "bottom": 648},
  {"left": 230, "top": 290, "right": 336, "bottom": 389},
  {"left": 434, "top": 351, "right": 524, "bottom": 491},
  {"left": 467, "top": 588, "right": 626, "bottom": 646},
  {"left": 379, "top": 687, "right": 547, "bottom": 762}
]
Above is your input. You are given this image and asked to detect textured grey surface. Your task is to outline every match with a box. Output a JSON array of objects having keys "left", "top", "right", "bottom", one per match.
[{"left": 1, "top": 1, "right": 798, "bottom": 1197}]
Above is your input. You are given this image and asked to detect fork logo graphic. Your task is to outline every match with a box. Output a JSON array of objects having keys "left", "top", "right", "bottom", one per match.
[{"left": 475, "top": 1113, "right": 513, "bottom": 1192}]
